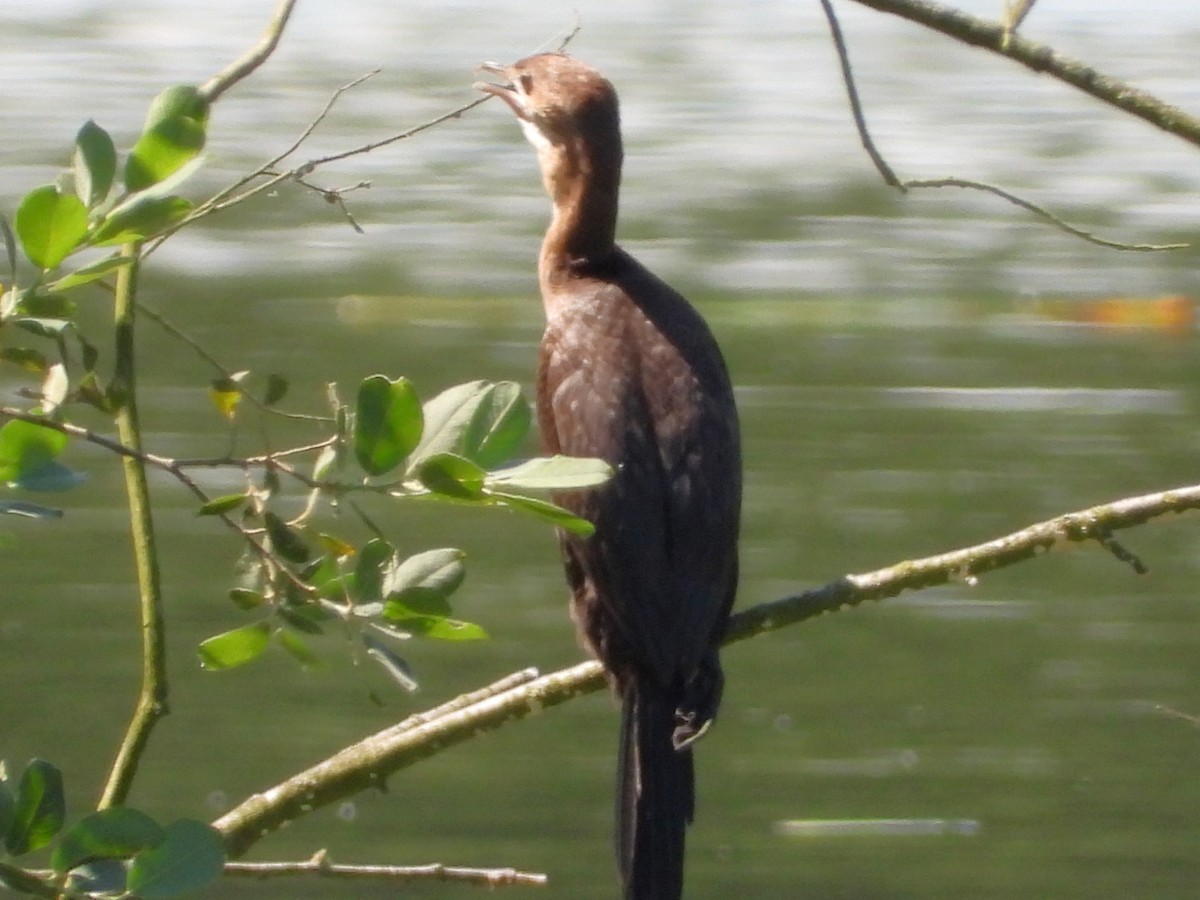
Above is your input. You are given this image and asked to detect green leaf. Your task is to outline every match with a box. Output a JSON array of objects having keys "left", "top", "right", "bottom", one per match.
[
  {"left": 393, "top": 614, "right": 487, "bottom": 641},
  {"left": 44, "top": 253, "right": 131, "bottom": 292},
  {"left": 12, "top": 460, "right": 87, "bottom": 493},
  {"left": 465, "top": 381, "right": 531, "bottom": 468},
  {"left": 52, "top": 807, "right": 164, "bottom": 873},
  {"left": 382, "top": 547, "right": 466, "bottom": 613},
  {"left": 488, "top": 490, "right": 596, "bottom": 536},
  {"left": 0, "top": 215, "right": 16, "bottom": 280},
  {"left": 416, "top": 452, "right": 486, "bottom": 500},
  {"left": 125, "top": 85, "right": 209, "bottom": 193},
  {"left": 0, "top": 500, "right": 63, "bottom": 519},
  {"left": 485, "top": 455, "right": 613, "bottom": 491},
  {"left": 15, "top": 185, "right": 89, "bottom": 270},
  {"left": 276, "top": 628, "right": 321, "bottom": 669},
  {"left": 5, "top": 759, "right": 65, "bottom": 856},
  {"left": 63, "top": 859, "right": 128, "bottom": 896},
  {"left": 197, "top": 493, "right": 246, "bottom": 516},
  {"left": 276, "top": 604, "right": 326, "bottom": 635},
  {"left": 263, "top": 373, "right": 288, "bottom": 407},
  {"left": 12, "top": 316, "right": 72, "bottom": 339},
  {"left": 126, "top": 819, "right": 224, "bottom": 899},
  {"left": 354, "top": 538, "right": 394, "bottom": 606},
  {"left": 362, "top": 632, "right": 419, "bottom": 691},
  {"left": 0, "top": 347, "right": 49, "bottom": 374},
  {"left": 410, "top": 380, "right": 532, "bottom": 470},
  {"left": 0, "top": 419, "right": 67, "bottom": 483},
  {"left": 13, "top": 289, "right": 75, "bottom": 318},
  {"left": 228, "top": 588, "right": 266, "bottom": 610},
  {"left": 263, "top": 511, "right": 310, "bottom": 563},
  {"left": 198, "top": 621, "right": 270, "bottom": 670},
  {"left": 91, "top": 194, "right": 192, "bottom": 246},
  {"left": 0, "top": 781, "right": 14, "bottom": 840},
  {"left": 73, "top": 120, "right": 117, "bottom": 209},
  {"left": 354, "top": 375, "right": 422, "bottom": 476}
]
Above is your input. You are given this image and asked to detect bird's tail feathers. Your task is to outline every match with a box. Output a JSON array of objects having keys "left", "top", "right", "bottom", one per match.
[{"left": 617, "top": 681, "right": 694, "bottom": 900}]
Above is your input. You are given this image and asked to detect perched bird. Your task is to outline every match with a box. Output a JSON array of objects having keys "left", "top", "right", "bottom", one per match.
[{"left": 477, "top": 54, "right": 741, "bottom": 899}]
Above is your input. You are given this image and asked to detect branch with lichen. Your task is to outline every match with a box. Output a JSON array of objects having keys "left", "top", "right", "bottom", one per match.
[
  {"left": 823, "top": 0, "right": 1191, "bottom": 251},
  {"left": 846, "top": 0, "right": 1200, "bottom": 149},
  {"left": 210, "top": 480, "right": 1200, "bottom": 857}
]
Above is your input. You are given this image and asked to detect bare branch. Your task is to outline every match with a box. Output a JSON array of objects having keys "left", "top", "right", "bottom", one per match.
[
  {"left": 819, "top": 0, "right": 904, "bottom": 190},
  {"left": 223, "top": 850, "right": 546, "bottom": 887},
  {"left": 820, "top": 0, "right": 1189, "bottom": 251},
  {"left": 903, "top": 178, "right": 1188, "bottom": 251},
  {"left": 212, "top": 480, "right": 1200, "bottom": 857},
  {"left": 199, "top": 0, "right": 299, "bottom": 104}
]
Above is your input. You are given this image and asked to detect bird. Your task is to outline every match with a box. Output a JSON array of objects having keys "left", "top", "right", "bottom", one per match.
[{"left": 477, "top": 53, "right": 742, "bottom": 900}]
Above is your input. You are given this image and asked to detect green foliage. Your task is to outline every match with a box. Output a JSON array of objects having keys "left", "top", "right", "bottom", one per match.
[
  {"left": 15, "top": 186, "right": 88, "bottom": 270},
  {"left": 4, "top": 759, "right": 64, "bottom": 856},
  {"left": 0, "top": 419, "right": 84, "bottom": 492},
  {"left": 198, "top": 621, "right": 272, "bottom": 670},
  {"left": 125, "top": 85, "right": 209, "bottom": 193},
  {"left": 190, "top": 374, "right": 610, "bottom": 683},
  {"left": 125, "top": 819, "right": 225, "bottom": 898},
  {"left": 52, "top": 808, "right": 164, "bottom": 873},
  {"left": 0, "top": 761, "right": 224, "bottom": 898},
  {"left": 72, "top": 121, "right": 117, "bottom": 210},
  {"left": 354, "top": 375, "right": 422, "bottom": 475}
]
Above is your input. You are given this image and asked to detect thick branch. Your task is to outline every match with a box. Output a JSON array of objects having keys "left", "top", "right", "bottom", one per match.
[
  {"left": 212, "top": 481, "right": 1200, "bottom": 857},
  {"left": 847, "top": 0, "right": 1200, "bottom": 151}
]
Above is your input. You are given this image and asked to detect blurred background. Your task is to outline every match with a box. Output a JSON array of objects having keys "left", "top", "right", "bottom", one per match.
[{"left": 1, "top": 1, "right": 1199, "bottom": 897}]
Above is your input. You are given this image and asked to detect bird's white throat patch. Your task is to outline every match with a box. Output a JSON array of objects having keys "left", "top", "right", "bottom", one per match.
[{"left": 519, "top": 117, "right": 553, "bottom": 152}]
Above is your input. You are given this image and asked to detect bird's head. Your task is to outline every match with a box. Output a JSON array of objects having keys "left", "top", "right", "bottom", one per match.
[{"left": 476, "top": 53, "right": 623, "bottom": 196}]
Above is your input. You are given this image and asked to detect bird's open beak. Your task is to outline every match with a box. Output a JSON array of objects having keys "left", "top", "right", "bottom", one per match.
[{"left": 474, "top": 62, "right": 529, "bottom": 119}]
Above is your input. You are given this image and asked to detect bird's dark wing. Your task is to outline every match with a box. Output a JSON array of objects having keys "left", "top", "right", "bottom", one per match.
[{"left": 537, "top": 256, "right": 740, "bottom": 689}]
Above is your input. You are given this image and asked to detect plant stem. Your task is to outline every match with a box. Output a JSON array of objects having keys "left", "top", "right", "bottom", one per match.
[{"left": 98, "top": 242, "right": 169, "bottom": 810}]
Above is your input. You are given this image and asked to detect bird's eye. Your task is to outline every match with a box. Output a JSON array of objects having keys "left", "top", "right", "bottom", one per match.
[{"left": 518, "top": 73, "right": 534, "bottom": 94}]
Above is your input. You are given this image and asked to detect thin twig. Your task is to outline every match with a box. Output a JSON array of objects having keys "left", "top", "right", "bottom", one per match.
[
  {"left": 904, "top": 178, "right": 1188, "bottom": 251},
  {"left": 212, "top": 480, "right": 1200, "bottom": 857},
  {"left": 819, "top": 0, "right": 904, "bottom": 190},
  {"left": 136, "top": 303, "right": 333, "bottom": 422},
  {"left": 0, "top": 405, "right": 315, "bottom": 590},
  {"left": 820, "top": 0, "right": 1188, "bottom": 251},
  {"left": 199, "top": 0, "right": 299, "bottom": 104}
]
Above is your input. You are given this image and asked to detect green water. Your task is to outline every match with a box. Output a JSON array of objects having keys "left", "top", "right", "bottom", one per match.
[{"left": 4, "top": 274, "right": 1199, "bottom": 898}]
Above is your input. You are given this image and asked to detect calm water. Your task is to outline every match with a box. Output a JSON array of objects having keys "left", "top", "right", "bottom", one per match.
[{"left": 2, "top": 2, "right": 1200, "bottom": 898}]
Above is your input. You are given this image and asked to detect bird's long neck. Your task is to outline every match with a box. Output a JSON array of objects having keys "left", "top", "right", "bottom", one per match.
[{"left": 536, "top": 132, "right": 622, "bottom": 308}]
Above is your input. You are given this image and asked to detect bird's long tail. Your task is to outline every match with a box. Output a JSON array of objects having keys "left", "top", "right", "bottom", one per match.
[{"left": 617, "top": 681, "right": 694, "bottom": 900}]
